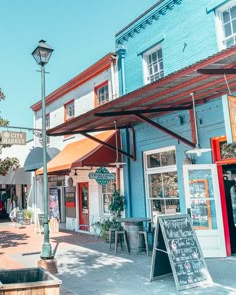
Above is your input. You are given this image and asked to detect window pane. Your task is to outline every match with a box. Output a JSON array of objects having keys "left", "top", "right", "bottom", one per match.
[
  {"left": 231, "top": 6, "right": 236, "bottom": 19},
  {"left": 163, "top": 172, "right": 179, "bottom": 198},
  {"left": 224, "top": 22, "right": 232, "bottom": 37},
  {"left": 152, "top": 51, "right": 157, "bottom": 62},
  {"left": 230, "top": 184, "right": 236, "bottom": 226},
  {"left": 232, "top": 19, "right": 236, "bottom": 33},
  {"left": 157, "top": 48, "right": 162, "bottom": 59},
  {"left": 160, "top": 150, "right": 176, "bottom": 166},
  {"left": 223, "top": 10, "right": 230, "bottom": 23},
  {"left": 147, "top": 153, "right": 161, "bottom": 168},
  {"left": 97, "top": 84, "right": 109, "bottom": 106},
  {"left": 226, "top": 36, "right": 235, "bottom": 47},
  {"left": 149, "top": 174, "right": 163, "bottom": 198}
]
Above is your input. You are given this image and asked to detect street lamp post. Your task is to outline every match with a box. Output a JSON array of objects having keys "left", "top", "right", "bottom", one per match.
[{"left": 32, "top": 40, "right": 54, "bottom": 261}]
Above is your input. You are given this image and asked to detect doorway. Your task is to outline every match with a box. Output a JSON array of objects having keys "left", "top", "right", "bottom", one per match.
[
  {"left": 223, "top": 164, "right": 236, "bottom": 254},
  {"left": 78, "top": 182, "right": 89, "bottom": 231}
]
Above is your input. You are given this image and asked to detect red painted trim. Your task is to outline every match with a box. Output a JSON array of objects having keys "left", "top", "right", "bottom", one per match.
[
  {"left": 189, "top": 109, "right": 196, "bottom": 144},
  {"left": 31, "top": 53, "right": 116, "bottom": 111},
  {"left": 78, "top": 182, "right": 89, "bottom": 228},
  {"left": 211, "top": 136, "right": 232, "bottom": 256},
  {"left": 217, "top": 165, "right": 231, "bottom": 256}
]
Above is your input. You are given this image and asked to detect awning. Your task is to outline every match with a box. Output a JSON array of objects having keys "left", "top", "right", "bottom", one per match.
[
  {"left": 23, "top": 147, "right": 60, "bottom": 172},
  {"left": 36, "top": 130, "right": 117, "bottom": 175},
  {"left": 46, "top": 45, "right": 236, "bottom": 137}
]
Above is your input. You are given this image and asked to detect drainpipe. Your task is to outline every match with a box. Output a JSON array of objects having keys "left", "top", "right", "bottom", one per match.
[
  {"left": 123, "top": 128, "right": 132, "bottom": 217},
  {"left": 110, "top": 54, "right": 118, "bottom": 100},
  {"left": 117, "top": 46, "right": 126, "bottom": 96}
]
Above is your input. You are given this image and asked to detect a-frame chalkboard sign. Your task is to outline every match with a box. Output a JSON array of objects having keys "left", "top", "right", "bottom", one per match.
[{"left": 150, "top": 214, "right": 212, "bottom": 291}]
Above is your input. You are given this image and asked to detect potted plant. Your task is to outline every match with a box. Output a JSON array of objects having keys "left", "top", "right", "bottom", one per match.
[
  {"left": 95, "top": 217, "right": 123, "bottom": 242},
  {"left": 109, "top": 184, "right": 125, "bottom": 218},
  {"left": 23, "top": 208, "right": 33, "bottom": 225}
]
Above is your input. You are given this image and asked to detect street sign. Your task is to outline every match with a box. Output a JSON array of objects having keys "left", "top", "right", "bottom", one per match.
[
  {"left": 89, "top": 167, "right": 115, "bottom": 186},
  {"left": 1, "top": 131, "right": 26, "bottom": 145}
]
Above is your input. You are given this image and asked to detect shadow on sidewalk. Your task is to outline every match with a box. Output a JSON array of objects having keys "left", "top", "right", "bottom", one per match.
[{"left": 0, "top": 230, "right": 29, "bottom": 249}]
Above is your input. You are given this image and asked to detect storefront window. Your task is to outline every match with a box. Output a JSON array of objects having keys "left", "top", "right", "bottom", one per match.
[
  {"left": 144, "top": 146, "right": 179, "bottom": 222},
  {"left": 101, "top": 174, "right": 116, "bottom": 214}
]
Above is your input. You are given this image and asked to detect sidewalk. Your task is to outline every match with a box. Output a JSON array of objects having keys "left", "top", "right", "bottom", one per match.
[{"left": 1, "top": 222, "right": 236, "bottom": 294}]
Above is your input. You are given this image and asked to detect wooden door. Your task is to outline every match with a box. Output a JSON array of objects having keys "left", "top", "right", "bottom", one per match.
[{"left": 78, "top": 182, "right": 89, "bottom": 231}]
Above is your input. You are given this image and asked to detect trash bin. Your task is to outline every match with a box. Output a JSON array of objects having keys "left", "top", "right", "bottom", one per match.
[{"left": 0, "top": 267, "right": 61, "bottom": 295}]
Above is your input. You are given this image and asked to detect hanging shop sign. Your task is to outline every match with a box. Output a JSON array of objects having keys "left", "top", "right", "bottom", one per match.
[
  {"left": 222, "top": 95, "right": 236, "bottom": 144},
  {"left": 228, "top": 95, "right": 236, "bottom": 142},
  {"left": 89, "top": 167, "right": 115, "bottom": 186},
  {"left": 1, "top": 131, "right": 26, "bottom": 145}
]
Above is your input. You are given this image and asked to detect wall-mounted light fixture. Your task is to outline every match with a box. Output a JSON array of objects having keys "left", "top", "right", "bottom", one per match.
[{"left": 176, "top": 115, "right": 184, "bottom": 126}]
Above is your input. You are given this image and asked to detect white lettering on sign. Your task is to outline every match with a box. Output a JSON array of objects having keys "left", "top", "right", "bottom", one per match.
[{"left": 1, "top": 131, "right": 26, "bottom": 145}]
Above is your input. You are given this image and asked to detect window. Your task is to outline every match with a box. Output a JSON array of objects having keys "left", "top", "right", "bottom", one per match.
[
  {"left": 64, "top": 100, "right": 74, "bottom": 121},
  {"left": 144, "top": 146, "right": 180, "bottom": 222},
  {"left": 46, "top": 114, "right": 50, "bottom": 144},
  {"left": 143, "top": 44, "right": 164, "bottom": 84},
  {"left": 101, "top": 175, "right": 116, "bottom": 215},
  {"left": 216, "top": 1, "right": 236, "bottom": 48},
  {"left": 95, "top": 82, "right": 109, "bottom": 107}
]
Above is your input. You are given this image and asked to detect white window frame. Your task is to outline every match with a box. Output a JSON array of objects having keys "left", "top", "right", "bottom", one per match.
[
  {"left": 143, "top": 146, "right": 179, "bottom": 220},
  {"left": 65, "top": 100, "right": 75, "bottom": 121},
  {"left": 101, "top": 174, "right": 116, "bottom": 216},
  {"left": 97, "top": 83, "right": 109, "bottom": 106},
  {"left": 215, "top": 0, "right": 236, "bottom": 50},
  {"left": 142, "top": 43, "right": 164, "bottom": 85}
]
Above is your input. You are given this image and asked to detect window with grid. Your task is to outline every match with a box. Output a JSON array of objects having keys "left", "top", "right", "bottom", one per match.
[
  {"left": 143, "top": 44, "right": 164, "bottom": 84},
  {"left": 217, "top": 1, "right": 236, "bottom": 48},
  {"left": 101, "top": 174, "right": 116, "bottom": 215},
  {"left": 144, "top": 147, "right": 180, "bottom": 223},
  {"left": 46, "top": 114, "right": 50, "bottom": 144},
  {"left": 65, "top": 100, "right": 74, "bottom": 121},
  {"left": 97, "top": 83, "right": 109, "bottom": 106}
]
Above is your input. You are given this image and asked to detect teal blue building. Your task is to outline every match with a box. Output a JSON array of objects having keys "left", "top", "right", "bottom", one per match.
[
  {"left": 114, "top": 0, "right": 236, "bottom": 257},
  {"left": 47, "top": 0, "right": 236, "bottom": 257}
]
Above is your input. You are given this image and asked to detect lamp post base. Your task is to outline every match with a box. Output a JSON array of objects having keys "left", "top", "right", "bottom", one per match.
[{"left": 38, "top": 258, "right": 58, "bottom": 273}]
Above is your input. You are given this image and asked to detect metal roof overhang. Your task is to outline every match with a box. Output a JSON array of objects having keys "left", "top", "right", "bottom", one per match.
[{"left": 47, "top": 45, "right": 236, "bottom": 149}]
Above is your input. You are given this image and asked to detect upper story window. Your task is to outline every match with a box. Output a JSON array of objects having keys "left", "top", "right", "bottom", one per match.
[
  {"left": 64, "top": 100, "right": 74, "bottom": 121},
  {"left": 95, "top": 82, "right": 109, "bottom": 107},
  {"left": 216, "top": 1, "right": 236, "bottom": 49},
  {"left": 143, "top": 44, "right": 164, "bottom": 85}
]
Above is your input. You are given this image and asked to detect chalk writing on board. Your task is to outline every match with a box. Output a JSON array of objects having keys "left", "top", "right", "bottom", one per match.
[{"left": 150, "top": 214, "right": 212, "bottom": 291}]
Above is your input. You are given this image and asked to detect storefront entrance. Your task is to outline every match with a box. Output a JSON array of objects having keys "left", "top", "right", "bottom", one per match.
[
  {"left": 223, "top": 164, "right": 236, "bottom": 254},
  {"left": 183, "top": 164, "right": 226, "bottom": 258},
  {"left": 212, "top": 136, "right": 236, "bottom": 256},
  {"left": 78, "top": 182, "right": 89, "bottom": 231}
]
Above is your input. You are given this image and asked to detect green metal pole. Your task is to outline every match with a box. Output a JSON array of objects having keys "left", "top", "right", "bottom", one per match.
[{"left": 40, "top": 64, "right": 53, "bottom": 259}]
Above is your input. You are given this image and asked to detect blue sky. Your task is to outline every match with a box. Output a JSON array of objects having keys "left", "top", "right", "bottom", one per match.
[{"left": 0, "top": 0, "right": 157, "bottom": 139}]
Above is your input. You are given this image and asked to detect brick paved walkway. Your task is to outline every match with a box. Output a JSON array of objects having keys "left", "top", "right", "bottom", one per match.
[{"left": 0, "top": 221, "right": 102, "bottom": 294}]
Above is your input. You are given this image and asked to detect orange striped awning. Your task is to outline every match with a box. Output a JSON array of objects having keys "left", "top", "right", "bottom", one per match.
[{"left": 36, "top": 130, "right": 117, "bottom": 175}]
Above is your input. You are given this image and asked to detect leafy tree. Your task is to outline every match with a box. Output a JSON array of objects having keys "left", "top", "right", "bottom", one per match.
[{"left": 0, "top": 89, "right": 20, "bottom": 175}]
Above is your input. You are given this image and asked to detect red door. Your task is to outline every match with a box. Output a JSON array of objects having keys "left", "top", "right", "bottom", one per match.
[{"left": 78, "top": 182, "right": 89, "bottom": 231}]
